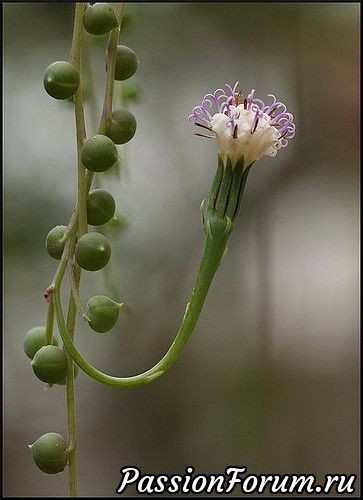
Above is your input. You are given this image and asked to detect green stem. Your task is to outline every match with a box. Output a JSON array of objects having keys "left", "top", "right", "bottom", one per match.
[
  {"left": 54, "top": 216, "right": 231, "bottom": 387},
  {"left": 66, "top": 3, "right": 86, "bottom": 496},
  {"left": 64, "top": 289, "right": 79, "bottom": 497},
  {"left": 99, "top": 2, "right": 125, "bottom": 134},
  {"left": 45, "top": 299, "right": 54, "bottom": 345}
]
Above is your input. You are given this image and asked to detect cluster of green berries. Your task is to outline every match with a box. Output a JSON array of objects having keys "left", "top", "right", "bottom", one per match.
[
  {"left": 28, "top": 3, "right": 139, "bottom": 475},
  {"left": 43, "top": 2, "right": 139, "bottom": 143}
]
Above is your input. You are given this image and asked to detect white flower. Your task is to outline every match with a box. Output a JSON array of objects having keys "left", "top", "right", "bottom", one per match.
[{"left": 189, "top": 83, "right": 295, "bottom": 168}]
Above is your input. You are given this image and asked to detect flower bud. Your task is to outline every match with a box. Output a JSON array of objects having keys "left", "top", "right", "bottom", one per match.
[
  {"left": 46, "top": 225, "right": 67, "bottom": 260},
  {"left": 83, "top": 3, "right": 118, "bottom": 36},
  {"left": 86, "top": 295, "right": 122, "bottom": 333},
  {"left": 114, "top": 45, "right": 139, "bottom": 81},
  {"left": 43, "top": 61, "right": 79, "bottom": 100},
  {"left": 81, "top": 134, "right": 119, "bottom": 173},
  {"left": 24, "top": 326, "right": 58, "bottom": 360},
  {"left": 75, "top": 232, "right": 111, "bottom": 271},
  {"left": 106, "top": 108, "right": 136, "bottom": 145},
  {"left": 29, "top": 432, "right": 68, "bottom": 474},
  {"left": 87, "top": 189, "right": 116, "bottom": 226},
  {"left": 31, "top": 345, "right": 68, "bottom": 384}
]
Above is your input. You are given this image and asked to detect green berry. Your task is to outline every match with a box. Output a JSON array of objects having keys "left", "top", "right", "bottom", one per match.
[
  {"left": 86, "top": 295, "right": 122, "bottom": 333},
  {"left": 75, "top": 232, "right": 111, "bottom": 271},
  {"left": 29, "top": 432, "right": 68, "bottom": 474},
  {"left": 46, "top": 225, "right": 67, "bottom": 260},
  {"left": 87, "top": 189, "right": 116, "bottom": 226},
  {"left": 24, "top": 326, "right": 58, "bottom": 360},
  {"left": 114, "top": 45, "right": 139, "bottom": 81},
  {"left": 31, "top": 345, "right": 68, "bottom": 384},
  {"left": 81, "top": 134, "right": 118, "bottom": 173},
  {"left": 56, "top": 364, "right": 79, "bottom": 386},
  {"left": 43, "top": 61, "right": 79, "bottom": 100},
  {"left": 106, "top": 108, "right": 137, "bottom": 145},
  {"left": 83, "top": 3, "right": 118, "bottom": 36}
]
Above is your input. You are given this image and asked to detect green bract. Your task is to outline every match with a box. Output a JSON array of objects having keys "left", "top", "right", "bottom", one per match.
[
  {"left": 87, "top": 189, "right": 116, "bottom": 226},
  {"left": 75, "top": 232, "right": 111, "bottom": 271},
  {"left": 24, "top": 326, "right": 58, "bottom": 360},
  {"left": 106, "top": 109, "right": 137, "bottom": 145},
  {"left": 31, "top": 345, "right": 68, "bottom": 384},
  {"left": 81, "top": 134, "right": 119, "bottom": 173},
  {"left": 46, "top": 225, "right": 67, "bottom": 260},
  {"left": 43, "top": 61, "right": 79, "bottom": 100},
  {"left": 83, "top": 3, "right": 118, "bottom": 35},
  {"left": 29, "top": 432, "right": 68, "bottom": 474},
  {"left": 114, "top": 45, "right": 139, "bottom": 81},
  {"left": 86, "top": 295, "right": 122, "bottom": 333}
]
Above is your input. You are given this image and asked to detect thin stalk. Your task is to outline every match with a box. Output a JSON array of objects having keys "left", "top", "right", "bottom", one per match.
[
  {"left": 45, "top": 300, "right": 54, "bottom": 345},
  {"left": 66, "top": 3, "right": 86, "bottom": 496},
  {"left": 99, "top": 2, "right": 125, "bottom": 134}
]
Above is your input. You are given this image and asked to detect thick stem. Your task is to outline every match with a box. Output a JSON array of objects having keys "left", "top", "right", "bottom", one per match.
[{"left": 53, "top": 219, "right": 231, "bottom": 387}]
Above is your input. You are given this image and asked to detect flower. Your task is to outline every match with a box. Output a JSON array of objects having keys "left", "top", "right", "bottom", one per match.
[{"left": 188, "top": 82, "right": 295, "bottom": 168}]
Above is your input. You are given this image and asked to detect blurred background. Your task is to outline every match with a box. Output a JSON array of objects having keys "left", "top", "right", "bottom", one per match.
[{"left": 3, "top": 2, "right": 360, "bottom": 497}]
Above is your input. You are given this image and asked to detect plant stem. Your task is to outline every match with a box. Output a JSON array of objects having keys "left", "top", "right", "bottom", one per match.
[
  {"left": 99, "top": 2, "right": 125, "bottom": 134},
  {"left": 53, "top": 215, "right": 231, "bottom": 387},
  {"left": 45, "top": 299, "right": 54, "bottom": 345},
  {"left": 66, "top": 3, "right": 86, "bottom": 496}
]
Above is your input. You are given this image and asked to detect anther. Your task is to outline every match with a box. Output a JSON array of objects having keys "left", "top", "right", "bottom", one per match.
[{"left": 251, "top": 118, "right": 259, "bottom": 134}]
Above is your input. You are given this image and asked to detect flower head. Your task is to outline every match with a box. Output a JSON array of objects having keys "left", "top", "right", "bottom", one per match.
[{"left": 189, "top": 82, "right": 295, "bottom": 168}]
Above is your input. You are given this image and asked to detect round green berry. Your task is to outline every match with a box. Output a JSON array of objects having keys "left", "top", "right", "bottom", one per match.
[
  {"left": 87, "top": 189, "right": 116, "bottom": 226},
  {"left": 86, "top": 295, "right": 122, "bottom": 333},
  {"left": 46, "top": 225, "right": 67, "bottom": 260},
  {"left": 31, "top": 345, "right": 68, "bottom": 384},
  {"left": 24, "top": 326, "right": 58, "bottom": 360},
  {"left": 106, "top": 109, "right": 137, "bottom": 145},
  {"left": 29, "top": 432, "right": 68, "bottom": 474},
  {"left": 56, "top": 364, "right": 79, "bottom": 386},
  {"left": 83, "top": 3, "right": 118, "bottom": 35},
  {"left": 114, "top": 45, "right": 139, "bottom": 81},
  {"left": 75, "top": 232, "right": 111, "bottom": 271},
  {"left": 43, "top": 61, "right": 79, "bottom": 100},
  {"left": 81, "top": 134, "right": 118, "bottom": 173}
]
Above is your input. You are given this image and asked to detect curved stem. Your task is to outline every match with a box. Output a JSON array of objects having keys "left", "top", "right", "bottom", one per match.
[{"left": 54, "top": 221, "right": 231, "bottom": 387}]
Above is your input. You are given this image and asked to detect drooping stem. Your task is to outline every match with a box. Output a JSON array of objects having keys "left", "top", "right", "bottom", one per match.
[{"left": 54, "top": 217, "right": 231, "bottom": 387}]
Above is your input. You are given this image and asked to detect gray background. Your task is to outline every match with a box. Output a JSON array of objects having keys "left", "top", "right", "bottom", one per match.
[{"left": 4, "top": 2, "right": 360, "bottom": 497}]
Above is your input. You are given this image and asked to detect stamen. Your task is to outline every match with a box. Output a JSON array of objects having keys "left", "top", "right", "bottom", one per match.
[
  {"left": 251, "top": 117, "right": 259, "bottom": 134},
  {"left": 195, "top": 122, "right": 212, "bottom": 131},
  {"left": 233, "top": 124, "right": 238, "bottom": 139},
  {"left": 235, "top": 91, "right": 243, "bottom": 106},
  {"left": 243, "top": 98, "right": 247, "bottom": 109},
  {"left": 194, "top": 132, "right": 214, "bottom": 139}
]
